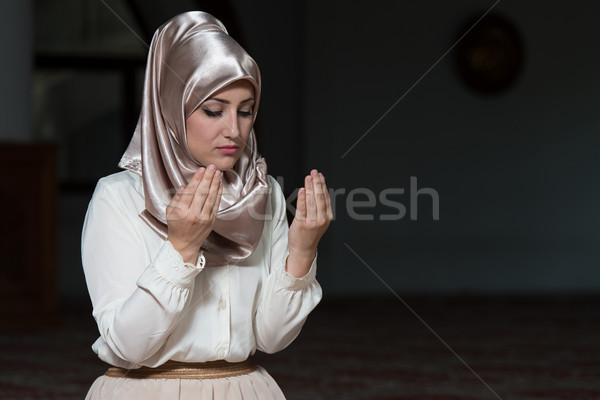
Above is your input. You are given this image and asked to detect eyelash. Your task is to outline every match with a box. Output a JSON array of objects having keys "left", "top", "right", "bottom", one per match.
[{"left": 202, "top": 109, "right": 253, "bottom": 118}]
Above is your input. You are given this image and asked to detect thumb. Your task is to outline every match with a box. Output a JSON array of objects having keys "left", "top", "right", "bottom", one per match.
[{"left": 295, "top": 188, "right": 307, "bottom": 221}]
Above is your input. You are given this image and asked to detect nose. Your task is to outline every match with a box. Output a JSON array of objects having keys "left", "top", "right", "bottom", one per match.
[{"left": 223, "top": 110, "right": 240, "bottom": 139}]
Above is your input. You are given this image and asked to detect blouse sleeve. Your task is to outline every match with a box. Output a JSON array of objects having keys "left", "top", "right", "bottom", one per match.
[
  {"left": 254, "top": 177, "right": 323, "bottom": 354},
  {"left": 81, "top": 178, "right": 203, "bottom": 366}
]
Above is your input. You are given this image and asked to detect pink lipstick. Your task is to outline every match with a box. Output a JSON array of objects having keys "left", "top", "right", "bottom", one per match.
[{"left": 217, "top": 145, "right": 239, "bottom": 155}]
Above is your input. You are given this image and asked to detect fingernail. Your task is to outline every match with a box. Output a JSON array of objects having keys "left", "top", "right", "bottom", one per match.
[
  {"left": 215, "top": 170, "right": 221, "bottom": 177},
  {"left": 199, "top": 167, "right": 205, "bottom": 173},
  {"left": 208, "top": 164, "right": 215, "bottom": 171}
]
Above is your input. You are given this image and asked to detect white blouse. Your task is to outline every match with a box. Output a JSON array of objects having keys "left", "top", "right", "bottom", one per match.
[{"left": 81, "top": 170, "right": 322, "bottom": 369}]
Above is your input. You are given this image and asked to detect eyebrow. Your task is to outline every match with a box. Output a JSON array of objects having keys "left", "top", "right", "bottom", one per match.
[{"left": 205, "top": 97, "right": 255, "bottom": 104}]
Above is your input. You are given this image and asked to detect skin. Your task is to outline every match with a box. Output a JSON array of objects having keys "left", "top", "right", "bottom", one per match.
[
  {"left": 167, "top": 80, "right": 332, "bottom": 278},
  {"left": 185, "top": 80, "right": 255, "bottom": 171}
]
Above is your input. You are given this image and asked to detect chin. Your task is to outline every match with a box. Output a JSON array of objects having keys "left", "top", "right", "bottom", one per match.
[{"left": 215, "top": 156, "right": 241, "bottom": 171}]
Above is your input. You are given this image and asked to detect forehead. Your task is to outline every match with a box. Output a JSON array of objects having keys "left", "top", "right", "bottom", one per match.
[{"left": 209, "top": 79, "right": 255, "bottom": 97}]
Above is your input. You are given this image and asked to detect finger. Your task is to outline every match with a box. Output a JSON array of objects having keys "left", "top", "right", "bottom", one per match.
[
  {"left": 180, "top": 167, "right": 205, "bottom": 207},
  {"left": 169, "top": 185, "right": 185, "bottom": 204},
  {"left": 190, "top": 165, "right": 216, "bottom": 218},
  {"left": 320, "top": 172, "right": 333, "bottom": 219},
  {"left": 305, "top": 174, "right": 317, "bottom": 221},
  {"left": 212, "top": 181, "right": 223, "bottom": 216},
  {"left": 312, "top": 170, "right": 328, "bottom": 219},
  {"left": 296, "top": 187, "right": 306, "bottom": 221},
  {"left": 201, "top": 169, "right": 221, "bottom": 219},
  {"left": 166, "top": 185, "right": 187, "bottom": 220}
]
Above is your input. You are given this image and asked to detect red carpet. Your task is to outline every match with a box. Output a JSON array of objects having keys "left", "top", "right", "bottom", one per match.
[{"left": 1, "top": 295, "right": 599, "bottom": 399}]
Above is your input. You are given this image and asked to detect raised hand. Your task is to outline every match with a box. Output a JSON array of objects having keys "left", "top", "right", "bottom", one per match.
[
  {"left": 287, "top": 169, "right": 333, "bottom": 277},
  {"left": 166, "top": 164, "right": 223, "bottom": 264}
]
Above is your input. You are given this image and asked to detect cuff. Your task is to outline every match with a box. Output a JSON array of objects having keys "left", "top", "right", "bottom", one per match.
[
  {"left": 276, "top": 250, "right": 318, "bottom": 291},
  {"left": 147, "top": 241, "right": 205, "bottom": 287}
]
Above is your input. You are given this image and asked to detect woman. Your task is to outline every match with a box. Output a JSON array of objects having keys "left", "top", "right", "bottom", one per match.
[{"left": 81, "top": 11, "right": 332, "bottom": 400}]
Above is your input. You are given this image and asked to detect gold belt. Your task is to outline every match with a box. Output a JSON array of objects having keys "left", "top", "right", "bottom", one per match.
[{"left": 104, "top": 359, "right": 257, "bottom": 379}]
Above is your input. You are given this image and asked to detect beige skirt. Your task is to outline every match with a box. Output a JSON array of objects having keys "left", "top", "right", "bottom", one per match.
[{"left": 84, "top": 361, "right": 286, "bottom": 400}]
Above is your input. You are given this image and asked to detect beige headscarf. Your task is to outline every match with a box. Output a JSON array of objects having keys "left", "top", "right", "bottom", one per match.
[{"left": 118, "top": 11, "right": 269, "bottom": 266}]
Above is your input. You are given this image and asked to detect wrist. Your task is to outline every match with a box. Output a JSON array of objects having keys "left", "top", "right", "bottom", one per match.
[
  {"left": 288, "top": 246, "right": 316, "bottom": 262},
  {"left": 286, "top": 247, "right": 317, "bottom": 278},
  {"left": 168, "top": 239, "right": 201, "bottom": 264},
  {"left": 184, "top": 250, "right": 206, "bottom": 272}
]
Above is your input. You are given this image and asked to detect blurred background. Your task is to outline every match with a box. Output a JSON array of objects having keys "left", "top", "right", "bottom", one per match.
[{"left": 1, "top": 0, "right": 600, "bottom": 399}]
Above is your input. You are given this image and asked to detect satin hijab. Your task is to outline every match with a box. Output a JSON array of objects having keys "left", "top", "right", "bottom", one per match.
[{"left": 118, "top": 11, "right": 268, "bottom": 266}]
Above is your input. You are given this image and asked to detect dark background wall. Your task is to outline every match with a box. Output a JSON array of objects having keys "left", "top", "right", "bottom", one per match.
[
  {"left": 241, "top": 0, "right": 600, "bottom": 294},
  {"left": 11, "top": 0, "right": 600, "bottom": 300},
  {"left": 300, "top": 1, "right": 600, "bottom": 294}
]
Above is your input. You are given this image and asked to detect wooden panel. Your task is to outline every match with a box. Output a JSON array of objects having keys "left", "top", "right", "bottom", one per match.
[{"left": 0, "top": 144, "right": 58, "bottom": 329}]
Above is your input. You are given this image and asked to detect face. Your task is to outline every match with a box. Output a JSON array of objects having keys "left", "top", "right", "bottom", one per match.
[{"left": 186, "top": 80, "right": 255, "bottom": 170}]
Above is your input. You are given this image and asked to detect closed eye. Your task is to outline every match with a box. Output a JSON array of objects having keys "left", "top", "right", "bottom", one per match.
[{"left": 202, "top": 109, "right": 222, "bottom": 118}]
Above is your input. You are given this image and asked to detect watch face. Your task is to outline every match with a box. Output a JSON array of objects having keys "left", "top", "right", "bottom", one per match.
[{"left": 454, "top": 13, "right": 524, "bottom": 95}]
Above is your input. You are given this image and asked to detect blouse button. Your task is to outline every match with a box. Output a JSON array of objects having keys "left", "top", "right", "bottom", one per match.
[
  {"left": 219, "top": 299, "right": 228, "bottom": 310},
  {"left": 217, "top": 348, "right": 225, "bottom": 358}
]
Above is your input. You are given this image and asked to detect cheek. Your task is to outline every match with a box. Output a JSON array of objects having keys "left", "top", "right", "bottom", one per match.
[
  {"left": 241, "top": 120, "right": 254, "bottom": 138},
  {"left": 185, "top": 116, "right": 197, "bottom": 143},
  {"left": 186, "top": 117, "right": 211, "bottom": 148}
]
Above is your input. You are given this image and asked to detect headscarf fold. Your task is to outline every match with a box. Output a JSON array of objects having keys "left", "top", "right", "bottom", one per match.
[{"left": 118, "top": 11, "right": 268, "bottom": 266}]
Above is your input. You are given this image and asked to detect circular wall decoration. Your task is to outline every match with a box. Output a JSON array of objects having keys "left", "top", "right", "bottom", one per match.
[{"left": 454, "top": 13, "right": 524, "bottom": 95}]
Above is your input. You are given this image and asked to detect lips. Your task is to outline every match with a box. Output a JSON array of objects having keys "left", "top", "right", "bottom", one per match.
[{"left": 217, "top": 145, "right": 240, "bottom": 155}]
